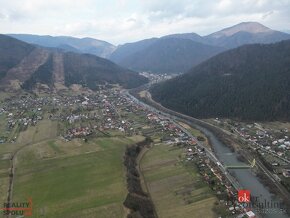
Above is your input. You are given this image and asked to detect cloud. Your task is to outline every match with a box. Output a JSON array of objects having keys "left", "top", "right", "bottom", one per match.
[
  {"left": 140, "top": 0, "right": 290, "bottom": 21},
  {"left": 0, "top": 0, "right": 290, "bottom": 44},
  {"left": 0, "top": 11, "right": 7, "bottom": 20},
  {"left": 262, "top": 10, "right": 274, "bottom": 19}
]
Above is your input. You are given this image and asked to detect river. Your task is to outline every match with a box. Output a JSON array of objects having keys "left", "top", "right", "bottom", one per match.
[
  {"left": 126, "top": 90, "right": 290, "bottom": 218},
  {"left": 192, "top": 123, "right": 289, "bottom": 218}
]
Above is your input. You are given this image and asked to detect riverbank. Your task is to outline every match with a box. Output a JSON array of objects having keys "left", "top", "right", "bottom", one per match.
[
  {"left": 123, "top": 137, "right": 157, "bottom": 218},
  {"left": 128, "top": 87, "right": 290, "bottom": 218},
  {"left": 140, "top": 143, "right": 222, "bottom": 218}
]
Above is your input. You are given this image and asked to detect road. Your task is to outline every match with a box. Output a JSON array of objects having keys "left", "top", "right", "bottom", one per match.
[
  {"left": 124, "top": 89, "right": 290, "bottom": 203},
  {"left": 233, "top": 129, "right": 290, "bottom": 164},
  {"left": 5, "top": 138, "right": 56, "bottom": 218},
  {"left": 123, "top": 89, "right": 243, "bottom": 191}
]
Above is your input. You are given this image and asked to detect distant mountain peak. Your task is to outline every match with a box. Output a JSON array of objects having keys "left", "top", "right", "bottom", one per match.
[
  {"left": 161, "top": 32, "right": 205, "bottom": 44},
  {"left": 163, "top": 32, "right": 202, "bottom": 38},
  {"left": 209, "top": 22, "right": 273, "bottom": 38},
  {"left": 8, "top": 34, "right": 116, "bottom": 58}
]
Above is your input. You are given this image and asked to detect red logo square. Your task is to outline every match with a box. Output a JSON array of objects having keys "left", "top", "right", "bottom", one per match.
[{"left": 238, "top": 190, "right": 251, "bottom": 203}]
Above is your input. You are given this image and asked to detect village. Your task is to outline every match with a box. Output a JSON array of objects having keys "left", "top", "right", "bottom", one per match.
[
  {"left": 0, "top": 88, "right": 270, "bottom": 218},
  {"left": 207, "top": 118, "right": 290, "bottom": 195}
]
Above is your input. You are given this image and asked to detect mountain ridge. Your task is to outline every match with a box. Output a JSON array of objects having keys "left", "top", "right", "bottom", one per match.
[
  {"left": 7, "top": 22, "right": 290, "bottom": 74},
  {"left": 207, "top": 22, "right": 273, "bottom": 38},
  {"left": 116, "top": 37, "right": 224, "bottom": 73},
  {"left": 108, "top": 22, "right": 290, "bottom": 73},
  {"left": 150, "top": 39, "right": 290, "bottom": 121},
  {"left": 8, "top": 34, "right": 116, "bottom": 58},
  {"left": 204, "top": 22, "right": 290, "bottom": 48},
  {"left": 0, "top": 34, "right": 148, "bottom": 91}
]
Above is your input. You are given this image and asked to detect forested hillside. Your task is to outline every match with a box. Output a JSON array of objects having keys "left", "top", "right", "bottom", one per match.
[
  {"left": 151, "top": 40, "right": 290, "bottom": 121},
  {"left": 0, "top": 35, "right": 148, "bottom": 91},
  {"left": 0, "top": 35, "right": 34, "bottom": 80},
  {"left": 115, "top": 38, "right": 224, "bottom": 73}
]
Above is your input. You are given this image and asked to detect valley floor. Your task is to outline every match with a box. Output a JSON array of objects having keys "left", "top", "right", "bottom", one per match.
[
  {"left": 12, "top": 136, "right": 141, "bottom": 218},
  {"left": 0, "top": 89, "right": 231, "bottom": 218},
  {"left": 140, "top": 143, "right": 217, "bottom": 218}
]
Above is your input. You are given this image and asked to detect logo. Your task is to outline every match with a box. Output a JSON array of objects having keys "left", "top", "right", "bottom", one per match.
[
  {"left": 1, "top": 198, "right": 32, "bottom": 216},
  {"left": 238, "top": 190, "right": 250, "bottom": 203}
]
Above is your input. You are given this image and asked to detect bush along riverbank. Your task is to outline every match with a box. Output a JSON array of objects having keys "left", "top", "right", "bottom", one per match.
[{"left": 123, "top": 137, "right": 157, "bottom": 218}]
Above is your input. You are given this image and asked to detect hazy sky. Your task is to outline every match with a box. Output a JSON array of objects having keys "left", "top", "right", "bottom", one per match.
[{"left": 1, "top": 0, "right": 290, "bottom": 44}]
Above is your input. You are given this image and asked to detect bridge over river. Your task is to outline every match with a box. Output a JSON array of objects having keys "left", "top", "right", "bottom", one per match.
[{"left": 125, "top": 89, "right": 290, "bottom": 218}]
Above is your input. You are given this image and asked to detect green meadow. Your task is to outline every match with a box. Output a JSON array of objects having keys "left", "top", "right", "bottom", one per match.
[
  {"left": 11, "top": 136, "right": 143, "bottom": 218},
  {"left": 141, "top": 143, "right": 217, "bottom": 218}
]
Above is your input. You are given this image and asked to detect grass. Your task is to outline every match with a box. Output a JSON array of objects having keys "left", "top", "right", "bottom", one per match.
[
  {"left": 0, "top": 107, "right": 146, "bottom": 217},
  {"left": 178, "top": 122, "right": 203, "bottom": 137},
  {"left": 0, "top": 141, "right": 29, "bottom": 204},
  {"left": 0, "top": 114, "right": 7, "bottom": 137},
  {"left": 260, "top": 121, "right": 290, "bottom": 130},
  {"left": 141, "top": 143, "right": 217, "bottom": 218},
  {"left": 139, "top": 90, "right": 146, "bottom": 98},
  {"left": 178, "top": 122, "right": 211, "bottom": 148},
  {"left": 11, "top": 136, "right": 144, "bottom": 218},
  {"left": 0, "top": 157, "right": 10, "bottom": 204},
  {"left": 0, "top": 114, "right": 19, "bottom": 142},
  {"left": 16, "top": 120, "right": 58, "bottom": 144},
  {"left": 0, "top": 92, "right": 14, "bottom": 101}
]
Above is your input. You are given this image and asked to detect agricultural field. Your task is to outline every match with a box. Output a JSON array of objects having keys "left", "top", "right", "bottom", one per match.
[
  {"left": 11, "top": 136, "right": 144, "bottom": 218},
  {"left": 0, "top": 113, "right": 18, "bottom": 142},
  {"left": 261, "top": 121, "right": 290, "bottom": 131},
  {"left": 0, "top": 143, "right": 13, "bottom": 205},
  {"left": 0, "top": 89, "right": 235, "bottom": 218},
  {"left": 0, "top": 118, "right": 59, "bottom": 204},
  {"left": 16, "top": 119, "right": 58, "bottom": 144},
  {"left": 140, "top": 143, "right": 218, "bottom": 218}
]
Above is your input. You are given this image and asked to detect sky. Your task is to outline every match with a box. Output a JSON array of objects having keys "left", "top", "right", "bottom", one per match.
[{"left": 1, "top": 0, "right": 290, "bottom": 45}]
